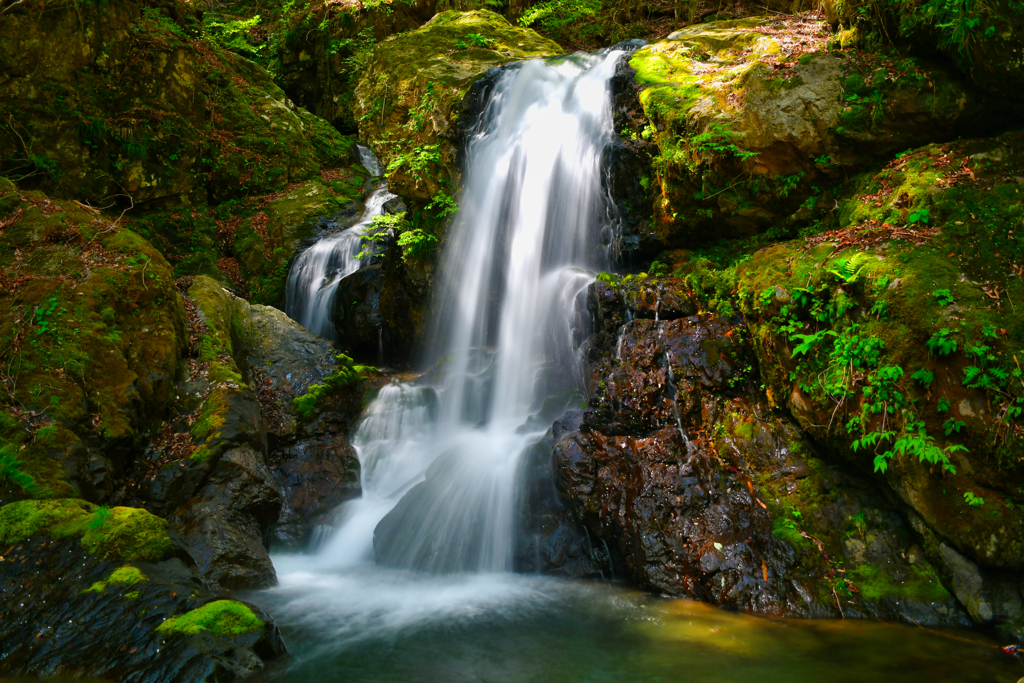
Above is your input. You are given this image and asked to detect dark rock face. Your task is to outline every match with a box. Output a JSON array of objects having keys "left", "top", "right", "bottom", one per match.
[
  {"left": 604, "top": 42, "right": 660, "bottom": 267},
  {"left": 167, "top": 445, "right": 284, "bottom": 590},
  {"left": 548, "top": 276, "right": 968, "bottom": 624},
  {"left": 0, "top": 536, "right": 285, "bottom": 682},
  {"left": 333, "top": 258, "right": 421, "bottom": 366},
  {"left": 513, "top": 419, "right": 602, "bottom": 578},
  {"left": 270, "top": 435, "right": 361, "bottom": 549}
]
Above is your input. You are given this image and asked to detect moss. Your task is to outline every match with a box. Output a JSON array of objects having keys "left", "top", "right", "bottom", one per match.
[
  {"left": 83, "top": 565, "right": 148, "bottom": 594},
  {"left": 292, "top": 353, "right": 376, "bottom": 421},
  {"left": 0, "top": 499, "right": 174, "bottom": 562},
  {"left": 155, "top": 600, "right": 264, "bottom": 638},
  {"left": 849, "top": 563, "right": 951, "bottom": 603}
]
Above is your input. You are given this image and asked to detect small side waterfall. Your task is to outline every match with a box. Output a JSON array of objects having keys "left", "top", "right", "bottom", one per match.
[
  {"left": 315, "top": 50, "right": 624, "bottom": 574},
  {"left": 284, "top": 147, "right": 395, "bottom": 339}
]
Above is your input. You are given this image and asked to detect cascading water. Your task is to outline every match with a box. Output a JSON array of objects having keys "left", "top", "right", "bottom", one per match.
[
  {"left": 285, "top": 146, "right": 395, "bottom": 339},
  {"left": 313, "top": 50, "right": 624, "bottom": 574}
]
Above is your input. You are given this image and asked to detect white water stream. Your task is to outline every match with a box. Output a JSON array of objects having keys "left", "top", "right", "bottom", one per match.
[{"left": 284, "top": 147, "right": 395, "bottom": 339}]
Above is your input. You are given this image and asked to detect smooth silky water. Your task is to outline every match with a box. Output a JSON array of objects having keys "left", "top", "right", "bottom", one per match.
[{"left": 265, "top": 51, "right": 1023, "bottom": 683}]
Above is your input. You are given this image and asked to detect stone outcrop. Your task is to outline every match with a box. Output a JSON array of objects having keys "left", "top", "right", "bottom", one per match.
[{"left": 353, "top": 10, "right": 563, "bottom": 201}]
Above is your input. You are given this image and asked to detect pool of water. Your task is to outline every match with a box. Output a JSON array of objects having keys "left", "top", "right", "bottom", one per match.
[{"left": 247, "top": 555, "right": 1024, "bottom": 683}]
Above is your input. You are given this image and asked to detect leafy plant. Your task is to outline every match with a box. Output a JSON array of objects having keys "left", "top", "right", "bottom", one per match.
[
  {"left": 963, "top": 491, "right": 985, "bottom": 507},
  {"left": 826, "top": 252, "right": 871, "bottom": 284},
  {"left": 932, "top": 288, "right": 955, "bottom": 306},
  {"left": 909, "top": 207, "right": 930, "bottom": 224},
  {"left": 790, "top": 329, "right": 837, "bottom": 356},
  {"left": 926, "top": 328, "right": 959, "bottom": 356},
  {"left": 911, "top": 368, "right": 934, "bottom": 388}
]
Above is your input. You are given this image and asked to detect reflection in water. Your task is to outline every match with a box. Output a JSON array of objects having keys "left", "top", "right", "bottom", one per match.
[{"left": 249, "top": 561, "right": 1020, "bottom": 683}]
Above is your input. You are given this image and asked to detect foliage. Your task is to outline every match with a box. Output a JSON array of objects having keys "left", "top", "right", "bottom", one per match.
[{"left": 519, "top": 0, "right": 601, "bottom": 34}]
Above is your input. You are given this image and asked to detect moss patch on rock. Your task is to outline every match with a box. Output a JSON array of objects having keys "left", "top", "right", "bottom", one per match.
[
  {"left": 0, "top": 499, "right": 175, "bottom": 562},
  {"left": 83, "top": 565, "right": 149, "bottom": 594},
  {"left": 629, "top": 14, "right": 988, "bottom": 245},
  {"left": 354, "top": 10, "right": 562, "bottom": 202},
  {"left": 156, "top": 599, "right": 264, "bottom": 638}
]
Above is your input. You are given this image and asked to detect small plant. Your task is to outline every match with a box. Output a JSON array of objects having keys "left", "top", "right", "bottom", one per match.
[
  {"left": 790, "top": 329, "right": 837, "bottom": 357},
  {"left": 827, "top": 252, "right": 871, "bottom": 285},
  {"left": 963, "top": 491, "right": 985, "bottom": 507},
  {"left": 909, "top": 207, "right": 930, "bottom": 224},
  {"left": 926, "top": 328, "right": 959, "bottom": 356},
  {"left": 932, "top": 288, "right": 955, "bottom": 306},
  {"left": 943, "top": 416, "right": 965, "bottom": 435},
  {"left": 911, "top": 368, "right": 934, "bottom": 388}
]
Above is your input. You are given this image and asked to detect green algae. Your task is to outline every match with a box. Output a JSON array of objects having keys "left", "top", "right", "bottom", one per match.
[
  {"left": 0, "top": 499, "right": 175, "bottom": 562},
  {"left": 156, "top": 600, "right": 264, "bottom": 638}
]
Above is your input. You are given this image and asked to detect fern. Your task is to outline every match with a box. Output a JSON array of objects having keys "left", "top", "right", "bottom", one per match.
[{"left": 826, "top": 252, "right": 871, "bottom": 284}]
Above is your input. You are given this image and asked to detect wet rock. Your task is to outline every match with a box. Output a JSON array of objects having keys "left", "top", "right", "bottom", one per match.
[
  {"left": 938, "top": 544, "right": 1023, "bottom": 626},
  {"left": 270, "top": 435, "right": 361, "bottom": 550},
  {"left": 167, "top": 445, "right": 284, "bottom": 590},
  {"left": 0, "top": 533, "right": 285, "bottom": 681},
  {"left": 549, "top": 279, "right": 967, "bottom": 624},
  {"left": 514, "top": 420, "right": 602, "bottom": 578},
  {"left": 333, "top": 261, "right": 421, "bottom": 366}
]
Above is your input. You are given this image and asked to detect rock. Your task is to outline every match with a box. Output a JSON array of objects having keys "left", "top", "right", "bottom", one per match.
[
  {"left": 233, "top": 177, "right": 368, "bottom": 305},
  {"left": 353, "top": 10, "right": 563, "bottom": 201},
  {"left": 333, "top": 260, "right": 422, "bottom": 366},
  {"left": 937, "top": 543, "right": 1023, "bottom": 626},
  {"left": 138, "top": 276, "right": 365, "bottom": 558},
  {"left": 547, "top": 277, "right": 967, "bottom": 624},
  {"left": 627, "top": 16, "right": 989, "bottom": 244},
  {"left": 0, "top": 182, "right": 185, "bottom": 505},
  {"left": 167, "top": 445, "right": 283, "bottom": 589},
  {"left": 732, "top": 131, "right": 1024, "bottom": 574},
  {"left": 0, "top": 0, "right": 354, "bottom": 207},
  {"left": 0, "top": 531, "right": 285, "bottom": 681}
]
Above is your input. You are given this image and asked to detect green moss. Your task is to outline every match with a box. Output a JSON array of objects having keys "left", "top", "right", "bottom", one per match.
[
  {"left": 155, "top": 600, "right": 264, "bottom": 638},
  {"left": 0, "top": 499, "right": 174, "bottom": 562},
  {"left": 83, "top": 565, "right": 148, "bottom": 594},
  {"left": 292, "top": 353, "right": 376, "bottom": 421},
  {"left": 849, "top": 563, "right": 950, "bottom": 603}
]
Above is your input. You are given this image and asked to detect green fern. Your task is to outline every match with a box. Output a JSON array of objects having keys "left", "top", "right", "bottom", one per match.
[{"left": 826, "top": 252, "right": 872, "bottom": 284}]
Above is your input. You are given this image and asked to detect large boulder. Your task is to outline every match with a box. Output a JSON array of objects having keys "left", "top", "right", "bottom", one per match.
[
  {"left": 353, "top": 10, "right": 563, "bottom": 201},
  {"left": 0, "top": 0, "right": 353, "bottom": 208},
  {"left": 628, "top": 16, "right": 989, "bottom": 245},
  {"left": 551, "top": 272, "right": 968, "bottom": 624},
  {"left": 670, "top": 130, "right": 1024, "bottom": 636},
  {"left": 0, "top": 180, "right": 185, "bottom": 505}
]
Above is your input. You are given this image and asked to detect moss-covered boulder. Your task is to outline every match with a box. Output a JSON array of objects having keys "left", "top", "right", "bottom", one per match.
[
  {"left": 0, "top": 0, "right": 353, "bottom": 208},
  {"left": 663, "top": 130, "right": 1024, "bottom": 632},
  {"left": 628, "top": 15, "right": 988, "bottom": 245},
  {"left": 353, "top": 10, "right": 562, "bottom": 202},
  {"left": 231, "top": 176, "right": 367, "bottom": 305},
  {"left": 0, "top": 179, "right": 185, "bottom": 504}
]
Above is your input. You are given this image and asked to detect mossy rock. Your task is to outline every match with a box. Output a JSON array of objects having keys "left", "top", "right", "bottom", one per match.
[
  {"left": 0, "top": 0, "right": 353, "bottom": 208},
  {"left": 155, "top": 599, "right": 263, "bottom": 638},
  {"left": 725, "top": 131, "right": 1024, "bottom": 570},
  {"left": 231, "top": 178, "right": 365, "bottom": 306},
  {"left": 353, "top": 10, "right": 562, "bottom": 201},
  {"left": 0, "top": 183, "right": 186, "bottom": 502},
  {"left": 0, "top": 498, "right": 175, "bottom": 562},
  {"left": 629, "top": 15, "right": 988, "bottom": 245}
]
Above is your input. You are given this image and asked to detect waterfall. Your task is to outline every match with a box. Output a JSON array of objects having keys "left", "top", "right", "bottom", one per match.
[
  {"left": 316, "top": 50, "right": 624, "bottom": 574},
  {"left": 284, "top": 146, "right": 395, "bottom": 339}
]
